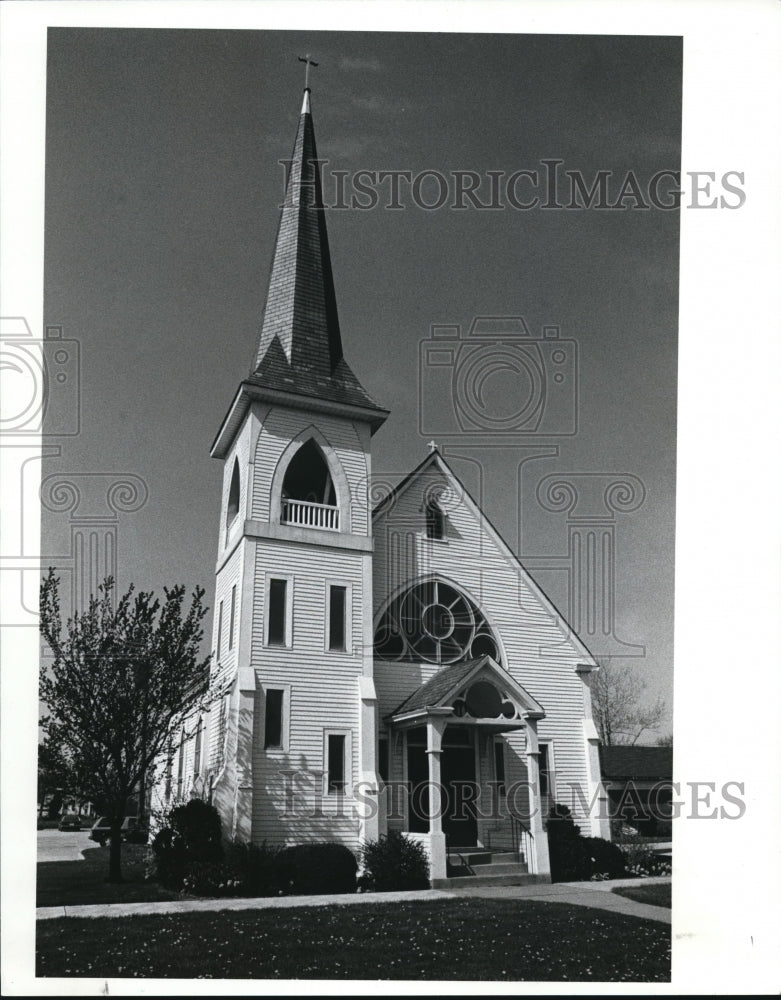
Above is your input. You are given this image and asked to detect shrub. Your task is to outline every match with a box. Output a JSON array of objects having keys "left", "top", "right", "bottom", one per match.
[
  {"left": 276, "top": 842, "right": 358, "bottom": 895},
  {"left": 546, "top": 803, "right": 591, "bottom": 882},
  {"left": 582, "top": 836, "right": 627, "bottom": 878},
  {"left": 359, "top": 830, "right": 430, "bottom": 892},
  {"left": 224, "top": 840, "right": 284, "bottom": 897},
  {"left": 151, "top": 799, "right": 223, "bottom": 889},
  {"left": 180, "top": 859, "right": 244, "bottom": 897},
  {"left": 622, "top": 846, "right": 672, "bottom": 878}
]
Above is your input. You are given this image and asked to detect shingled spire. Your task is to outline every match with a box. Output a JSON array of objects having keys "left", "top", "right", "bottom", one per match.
[{"left": 248, "top": 87, "right": 386, "bottom": 419}]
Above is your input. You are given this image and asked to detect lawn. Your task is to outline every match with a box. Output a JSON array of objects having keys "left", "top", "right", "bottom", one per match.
[
  {"left": 611, "top": 882, "right": 671, "bottom": 909},
  {"left": 37, "top": 845, "right": 176, "bottom": 908},
  {"left": 37, "top": 898, "right": 670, "bottom": 981}
]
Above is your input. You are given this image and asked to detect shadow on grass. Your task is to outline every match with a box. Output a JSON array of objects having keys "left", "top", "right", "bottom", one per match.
[{"left": 37, "top": 845, "right": 176, "bottom": 907}]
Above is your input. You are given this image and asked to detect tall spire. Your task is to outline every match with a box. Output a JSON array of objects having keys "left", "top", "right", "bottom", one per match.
[{"left": 249, "top": 86, "right": 386, "bottom": 420}]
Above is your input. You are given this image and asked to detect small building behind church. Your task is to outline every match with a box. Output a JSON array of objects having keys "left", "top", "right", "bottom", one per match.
[{"left": 152, "top": 83, "right": 609, "bottom": 885}]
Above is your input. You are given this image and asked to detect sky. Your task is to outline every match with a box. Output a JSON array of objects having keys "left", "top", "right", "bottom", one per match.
[{"left": 41, "top": 28, "right": 681, "bottom": 737}]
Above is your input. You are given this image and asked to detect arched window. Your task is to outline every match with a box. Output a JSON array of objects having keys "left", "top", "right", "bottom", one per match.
[
  {"left": 281, "top": 439, "right": 339, "bottom": 530},
  {"left": 374, "top": 579, "right": 501, "bottom": 666},
  {"left": 226, "top": 458, "right": 240, "bottom": 527},
  {"left": 425, "top": 497, "right": 445, "bottom": 540}
]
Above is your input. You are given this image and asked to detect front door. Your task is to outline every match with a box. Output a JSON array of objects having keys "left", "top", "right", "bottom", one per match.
[{"left": 442, "top": 727, "right": 478, "bottom": 847}]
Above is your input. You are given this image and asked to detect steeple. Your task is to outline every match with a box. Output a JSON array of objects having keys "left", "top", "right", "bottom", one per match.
[
  {"left": 211, "top": 83, "right": 388, "bottom": 459},
  {"left": 248, "top": 85, "right": 388, "bottom": 421}
]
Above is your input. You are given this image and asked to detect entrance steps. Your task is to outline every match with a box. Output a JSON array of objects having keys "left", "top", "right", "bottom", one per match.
[{"left": 433, "top": 848, "right": 549, "bottom": 889}]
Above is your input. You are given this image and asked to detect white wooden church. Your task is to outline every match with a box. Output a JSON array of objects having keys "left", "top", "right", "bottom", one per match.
[{"left": 158, "top": 84, "right": 609, "bottom": 885}]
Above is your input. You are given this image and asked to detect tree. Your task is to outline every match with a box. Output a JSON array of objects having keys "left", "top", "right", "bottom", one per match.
[
  {"left": 39, "top": 569, "right": 211, "bottom": 881},
  {"left": 590, "top": 657, "right": 666, "bottom": 746}
]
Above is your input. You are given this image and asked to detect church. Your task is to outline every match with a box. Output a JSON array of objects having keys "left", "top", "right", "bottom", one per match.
[{"left": 159, "top": 82, "right": 609, "bottom": 886}]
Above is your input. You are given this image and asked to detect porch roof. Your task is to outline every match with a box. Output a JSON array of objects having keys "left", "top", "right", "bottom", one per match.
[{"left": 387, "top": 654, "right": 545, "bottom": 726}]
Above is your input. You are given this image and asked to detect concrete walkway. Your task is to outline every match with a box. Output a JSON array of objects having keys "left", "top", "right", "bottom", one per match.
[{"left": 37, "top": 877, "right": 670, "bottom": 924}]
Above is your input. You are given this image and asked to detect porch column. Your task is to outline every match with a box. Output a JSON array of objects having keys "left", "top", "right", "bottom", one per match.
[
  {"left": 426, "top": 717, "right": 448, "bottom": 881},
  {"left": 524, "top": 714, "right": 551, "bottom": 877}
]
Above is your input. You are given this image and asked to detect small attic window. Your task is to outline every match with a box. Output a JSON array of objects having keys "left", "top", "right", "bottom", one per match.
[
  {"left": 425, "top": 497, "right": 445, "bottom": 540},
  {"left": 226, "top": 459, "right": 240, "bottom": 527}
]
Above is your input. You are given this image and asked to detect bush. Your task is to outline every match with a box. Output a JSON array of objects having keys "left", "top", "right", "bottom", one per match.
[
  {"left": 622, "top": 846, "right": 672, "bottom": 878},
  {"left": 582, "top": 836, "right": 627, "bottom": 879},
  {"left": 151, "top": 799, "right": 223, "bottom": 889},
  {"left": 180, "top": 859, "right": 244, "bottom": 897},
  {"left": 359, "top": 830, "right": 430, "bottom": 892},
  {"left": 276, "top": 842, "right": 358, "bottom": 895},
  {"left": 224, "top": 840, "right": 284, "bottom": 897},
  {"left": 546, "top": 803, "right": 626, "bottom": 882}
]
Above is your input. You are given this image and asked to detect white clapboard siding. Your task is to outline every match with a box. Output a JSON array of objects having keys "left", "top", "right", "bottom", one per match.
[
  {"left": 250, "top": 540, "right": 366, "bottom": 847},
  {"left": 373, "top": 464, "right": 595, "bottom": 829}
]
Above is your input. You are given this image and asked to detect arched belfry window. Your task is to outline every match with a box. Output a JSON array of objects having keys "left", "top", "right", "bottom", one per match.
[
  {"left": 281, "top": 439, "right": 339, "bottom": 530},
  {"left": 226, "top": 458, "right": 240, "bottom": 528},
  {"left": 374, "top": 580, "right": 501, "bottom": 666}
]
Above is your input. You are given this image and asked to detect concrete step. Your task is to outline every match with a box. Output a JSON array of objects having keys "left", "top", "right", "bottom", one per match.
[
  {"left": 448, "top": 861, "right": 528, "bottom": 879},
  {"left": 433, "top": 872, "right": 548, "bottom": 889}
]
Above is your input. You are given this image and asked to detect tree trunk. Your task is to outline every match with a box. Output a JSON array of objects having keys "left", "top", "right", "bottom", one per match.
[{"left": 107, "top": 821, "right": 124, "bottom": 882}]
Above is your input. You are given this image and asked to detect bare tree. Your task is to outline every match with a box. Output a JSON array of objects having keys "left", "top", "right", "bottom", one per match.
[{"left": 590, "top": 657, "right": 666, "bottom": 746}]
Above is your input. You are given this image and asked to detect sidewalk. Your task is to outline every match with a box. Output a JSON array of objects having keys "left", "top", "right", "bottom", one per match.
[{"left": 37, "top": 877, "right": 670, "bottom": 924}]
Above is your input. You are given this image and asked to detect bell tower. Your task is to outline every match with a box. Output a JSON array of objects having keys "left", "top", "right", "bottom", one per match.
[{"left": 206, "top": 83, "right": 389, "bottom": 847}]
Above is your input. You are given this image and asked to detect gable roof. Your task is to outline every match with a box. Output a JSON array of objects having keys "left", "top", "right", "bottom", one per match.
[
  {"left": 373, "top": 448, "right": 598, "bottom": 666},
  {"left": 599, "top": 745, "right": 673, "bottom": 780},
  {"left": 389, "top": 654, "right": 545, "bottom": 720}
]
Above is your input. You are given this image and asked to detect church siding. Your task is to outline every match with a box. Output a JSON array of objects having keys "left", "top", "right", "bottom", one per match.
[{"left": 249, "top": 539, "right": 366, "bottom": 847}]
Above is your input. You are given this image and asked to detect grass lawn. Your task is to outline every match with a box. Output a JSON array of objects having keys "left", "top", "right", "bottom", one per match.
[
  {"left": 37, "top": 898, "right": 670, "bottom": 981},
  {"left": 611, "top": 882, "right": 671, "bottom": 909},
  {"left": 37, "top": 845, "right": 176, "bottom": 908}
]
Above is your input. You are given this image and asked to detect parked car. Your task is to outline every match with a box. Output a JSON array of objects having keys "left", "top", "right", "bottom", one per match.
[
  {"left": 58, "top": 813, "right": 82, "bottom": 831},
  {"left": 89, "top": 815, "right": 149, "bottom": 846}
]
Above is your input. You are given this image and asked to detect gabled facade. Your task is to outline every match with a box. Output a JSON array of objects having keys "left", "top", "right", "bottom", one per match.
[{"left": 157, "top": 84, "right": 609, "bottom": 884}]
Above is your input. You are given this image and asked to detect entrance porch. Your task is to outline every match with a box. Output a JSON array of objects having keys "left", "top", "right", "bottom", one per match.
[{"left": 385, "top": 655, "right": 552, "bottom": 886}]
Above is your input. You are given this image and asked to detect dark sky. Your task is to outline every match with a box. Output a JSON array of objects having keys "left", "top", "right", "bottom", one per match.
[{"left": 43, "top": 29, "right": 681, "bottom": 735}]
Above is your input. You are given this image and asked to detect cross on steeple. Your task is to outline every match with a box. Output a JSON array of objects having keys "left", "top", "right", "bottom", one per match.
[{"left": 298, "top": 54, "right": 318, "bottom": 90}]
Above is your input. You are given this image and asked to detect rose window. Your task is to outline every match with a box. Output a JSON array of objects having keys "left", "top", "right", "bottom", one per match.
[{"left": 374, "top": 580, "right": 501, "bottom": 665}]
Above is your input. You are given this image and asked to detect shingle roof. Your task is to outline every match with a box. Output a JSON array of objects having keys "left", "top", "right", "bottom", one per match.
[
  {"left": 251, "top": 90, "right": 386, "bottom": 420},
  {"left": 390, "top": 659, "right": 485, "bottom": 717},
  {"left": 599, "top": 745, "right": 673, "bottom": 780}
]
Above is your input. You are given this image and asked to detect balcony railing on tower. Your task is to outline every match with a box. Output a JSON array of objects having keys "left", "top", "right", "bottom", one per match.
[{"left": 281, "top": 498, "right": 340, "bottom": 531}]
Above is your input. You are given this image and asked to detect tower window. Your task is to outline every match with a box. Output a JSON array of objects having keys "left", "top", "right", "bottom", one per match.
[
  {"left": 328, "top": 585, "right": 347, "bottom": 651},
  {"left": 229, "top": 585, "right": 237, "bottom": 651},
  {"left": 425, "top": 498, "right": 445, "bottom": 540},
  {"left": 193, "top": 717, "right": 203, "bottom": 776},
  {"left": 327, "top": 734, "right": 346, "bottom": 793},
  {"left": 378, "top": 738, "right": 389, "bottom": 784},
  {"left": 264, "top": 689, "right": 284, "bottom": 749},
  {"left": 226, "top": 458, "right": 240, "bottom": 527},
  {"left": 267, "top": 578, "right": 288, "bottom": 646}
]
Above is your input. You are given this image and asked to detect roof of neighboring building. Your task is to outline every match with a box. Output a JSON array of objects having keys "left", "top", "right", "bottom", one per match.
[{"left": 599, "top": 745, "right": 673, "bottom": 780}]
